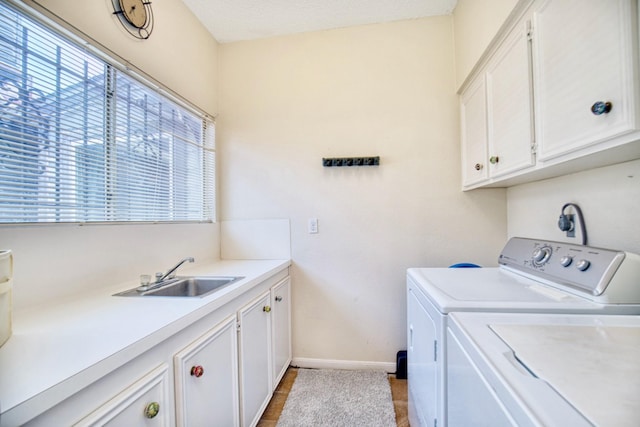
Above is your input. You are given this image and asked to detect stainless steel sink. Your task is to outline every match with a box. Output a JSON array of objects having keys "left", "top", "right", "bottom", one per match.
[{"left": 114, "top": 276, "right": 244, "bottom": 298}]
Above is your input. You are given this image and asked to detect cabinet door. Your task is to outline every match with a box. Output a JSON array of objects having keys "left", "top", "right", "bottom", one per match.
[
  {"left": 407, "top": 285, "right": 439, "bottom": 427},
  {"left": 461, "top": 76, "right": 489, "bottom": 187},
  {"left": 271, "top": 278, "right": 291, "bottom": 387},
  {"left": 174, "top": 315, "right": 239, "bottom": 427},
  {"left": 486, "top": 17, "right": 535, "bottom": 178},
  {"left": 533, "top": 0, "right": 637, "bottom": 160},
  {"left": 238, "top": 291, "right": 272, "bottom": 427},
  {"left": 74, "top": 364, "right": 171, "bottom": 426}
]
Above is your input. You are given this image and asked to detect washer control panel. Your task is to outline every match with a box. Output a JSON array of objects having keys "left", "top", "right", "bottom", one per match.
[
  {"left": 498, "top": 237, "right": 626, "bottom": 296},
  {"left": 531, "top": 245, "right": 553, "bottom": 266}
]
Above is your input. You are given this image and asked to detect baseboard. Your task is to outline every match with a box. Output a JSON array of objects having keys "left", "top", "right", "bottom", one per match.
[{"left": 291, "top": 357, "right": 396, "bottom": 373}]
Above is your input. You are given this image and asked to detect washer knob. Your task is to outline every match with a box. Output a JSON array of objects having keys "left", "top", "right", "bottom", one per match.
[
  {"left": 576, "top": 259, "right": 591, "bottom": 271},
  {"left": 532, "top": 246, "right": 552, "bottom": 266},
  {"left": 560, "top": 255, "right": 573, "bottom": 267}
]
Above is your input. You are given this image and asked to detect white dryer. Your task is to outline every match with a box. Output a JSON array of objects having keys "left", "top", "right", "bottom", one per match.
[
  {"left": 407, "top": 237, "right": 640, "bottom": 427},
  {"left": 447, "top": 312, "right": 640, "bottom": 427}
]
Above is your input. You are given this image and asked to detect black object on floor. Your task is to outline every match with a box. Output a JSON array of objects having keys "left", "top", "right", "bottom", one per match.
[{"left": 396, "top": 350, "right": 407, "bottom": 379}]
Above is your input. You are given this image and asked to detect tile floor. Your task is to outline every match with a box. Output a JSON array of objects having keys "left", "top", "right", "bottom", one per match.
[{"left": 257, "top": 367, "right": 409, "bottom": 427}]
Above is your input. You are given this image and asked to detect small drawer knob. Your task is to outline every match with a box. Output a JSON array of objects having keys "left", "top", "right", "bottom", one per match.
[
  {"left": 474, "top": 163, "right": 483, "bottom": 171},
  {"left": 489, "top": 156, "right": 499, "bottom": 164},
  {"left": 263, "top": 305, "right": 271, "bottom": 313},
  {"left": 591, "top": 101, "right": 612, "bottom": 115},
  {"left": 275, "top": 295, "right": 283, "bottom": 302},
  {"left": 144, "top": 402, "right": 160, "bottom": 419},
  {"left": 190, "top": 365, "right": 204, "bottom": 378}
]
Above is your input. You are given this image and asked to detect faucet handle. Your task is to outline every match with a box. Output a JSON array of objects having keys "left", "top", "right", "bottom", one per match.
[{"left": 155, "top": 272, "right": 163, "bottom": 282}]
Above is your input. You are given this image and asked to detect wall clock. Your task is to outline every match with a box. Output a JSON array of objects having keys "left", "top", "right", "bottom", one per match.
[{"left": 112, "top": 0, "right": 154, "bottom": 39}]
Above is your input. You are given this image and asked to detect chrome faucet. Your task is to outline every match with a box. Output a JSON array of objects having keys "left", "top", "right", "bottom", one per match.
[{"left": 157, "top": 257, "right": 194, "bottom": 282}]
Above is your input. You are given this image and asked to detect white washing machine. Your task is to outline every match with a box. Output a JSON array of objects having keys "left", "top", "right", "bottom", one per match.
[
  {"left": 406, "top": 237, "right": 640, "bottom": 427},
  {"left": 447, "top": 311, "right": 640, "bottom": 427}
]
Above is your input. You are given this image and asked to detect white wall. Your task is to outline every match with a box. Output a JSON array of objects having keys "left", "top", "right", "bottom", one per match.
[
  {"left": 508, "top": 159, "right": 640, "bottom": 254},
  {"left": 1, "top": 1, "right": 221, "bottom": 310},
  {"left": 218, "top": 18, "right": 507, "bottom": 365}
]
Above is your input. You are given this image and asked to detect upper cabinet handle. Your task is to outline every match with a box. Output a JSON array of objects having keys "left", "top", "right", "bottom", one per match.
[
  {"left": 591, "top": 101, "right": 612, "bottom": 115},
  {"left": 489, "top": 156, "right": 500, "bottom": 164}
]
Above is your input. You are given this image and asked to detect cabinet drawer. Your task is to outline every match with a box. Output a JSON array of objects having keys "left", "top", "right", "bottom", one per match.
[{"left": 74, "top": 364, "right": 171, "bottom": 426}]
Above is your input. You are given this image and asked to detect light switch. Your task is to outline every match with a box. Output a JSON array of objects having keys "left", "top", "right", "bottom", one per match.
[{"left": 308, "top": 218, "right": 318, "bottom": 234}]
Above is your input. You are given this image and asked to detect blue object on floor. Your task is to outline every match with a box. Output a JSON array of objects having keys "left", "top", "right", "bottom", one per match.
[{"left": 449, "top": 263, "right": 481, "bottom": 268}]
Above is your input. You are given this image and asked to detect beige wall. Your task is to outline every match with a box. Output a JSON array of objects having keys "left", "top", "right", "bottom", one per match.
[
  {"left": 219, "top": 18, "right": 507, "bottom": 365},
  {"left": 2, "top": 1, "right": 221, "bottom": 309},
  {"left": 453, "top": 0, "right": 519, "bottom": 88},
  {"left": 30, "top": 0, "right": 219, "bottom": 114},
  {"left": 508, "top": 160, "right": 640, "bottom": 254}
]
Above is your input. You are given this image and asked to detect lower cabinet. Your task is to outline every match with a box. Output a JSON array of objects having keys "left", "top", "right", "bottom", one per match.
[
  {"left": 24, "top": 270, "right": 290, "bottom": 427},
  {"left": 238, "top": 291, "right": 273, "bottom": 427},
  {"left": 74, "top": 364, "right": 171, "bottom": 426},
  {"left": 236, "top": 276, "right": 292, "bottom": 427},
  {"left": 271, "top": 277, "right": 292, "bottom": 386},
  {"left": 174, "top": 315, "right": 239, "bottom": 427}
]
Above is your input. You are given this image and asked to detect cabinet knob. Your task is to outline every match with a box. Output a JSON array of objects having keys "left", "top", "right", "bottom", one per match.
[
  {"left": 474, "top": 163, "right": 483, "bottom": 171},
  {"left": 275, "top": 296, "right": 283, "bottom": 302},
  {"left": 144, "top": 401, "right": 160, "bottom": 419},
  {"left": 263, "top": 305, "right": 271, "bottom": 313},
  {"left": 190, "top": 365, "right": 204, "bottom": 378},
  {"left": 489, "top": 156, "right": 499, "bottom": 164},
  {"left": 591, "top": 101, "right": 612, "bottom": 115}
]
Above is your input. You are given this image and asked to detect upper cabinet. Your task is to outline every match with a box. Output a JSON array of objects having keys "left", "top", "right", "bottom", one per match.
[
  {"left": 485, "top": 16, "right": 535, "bottom": 178},
  {"left": 459, "top": 0, "right": 640, "bottom": 190},
  {"left": 461, "top": 76, "right": 489, "bottom": 187},
  {"left": 533, "top": 0, "right": 638, "bottom": 160}
]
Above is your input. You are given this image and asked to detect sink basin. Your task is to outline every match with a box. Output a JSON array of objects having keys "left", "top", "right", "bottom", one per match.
[{"left": 114, "top": 276, "right": 244, "bottom": 298}]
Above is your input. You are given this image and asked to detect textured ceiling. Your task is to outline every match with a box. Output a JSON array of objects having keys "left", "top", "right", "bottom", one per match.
[{"left": 181, "top": 0, "right": 458, "bottom": 43}]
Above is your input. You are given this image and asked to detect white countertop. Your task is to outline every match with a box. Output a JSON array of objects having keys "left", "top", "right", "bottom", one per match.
[{"left": 0, "top": 259, "right": 290, "bottom": 422}]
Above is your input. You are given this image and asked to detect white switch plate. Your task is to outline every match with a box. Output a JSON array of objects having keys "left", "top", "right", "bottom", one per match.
[{"left": 308, "top": 218, "right": 318, "bottom": 234}]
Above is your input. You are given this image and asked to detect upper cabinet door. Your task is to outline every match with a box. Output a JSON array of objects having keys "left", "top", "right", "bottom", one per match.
[
  {"left": 532, "top": 0, "right": 638, "bottom": 161},
  {"left": 486, "top": 17, "right": 535, "bottom": 178},
  {"left": 461, "top": 76, "right": 489, "bottom": 187}
]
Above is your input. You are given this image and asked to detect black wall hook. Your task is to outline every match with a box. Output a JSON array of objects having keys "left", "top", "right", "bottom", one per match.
[{"left": 322, "top": 156, "right": 380, "bottom": 167}]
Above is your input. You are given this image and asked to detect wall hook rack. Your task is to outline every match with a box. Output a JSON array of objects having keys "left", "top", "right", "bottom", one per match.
[{"left": 322, "top": 156, "right": 380, "bottom": 167}]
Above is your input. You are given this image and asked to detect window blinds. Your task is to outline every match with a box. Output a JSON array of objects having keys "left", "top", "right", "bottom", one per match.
[{"left": 0, "top": 2, "right": 215, "bottom": 224}]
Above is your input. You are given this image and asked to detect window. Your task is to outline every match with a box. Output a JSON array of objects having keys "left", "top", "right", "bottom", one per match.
[{"left": 0, "top": 2, "right": 215, "bottom": 224}]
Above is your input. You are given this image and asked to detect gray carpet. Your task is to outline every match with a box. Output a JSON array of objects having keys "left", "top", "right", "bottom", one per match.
[{"left": 276, "top": 368, "right": 397, "bottom": 427}]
